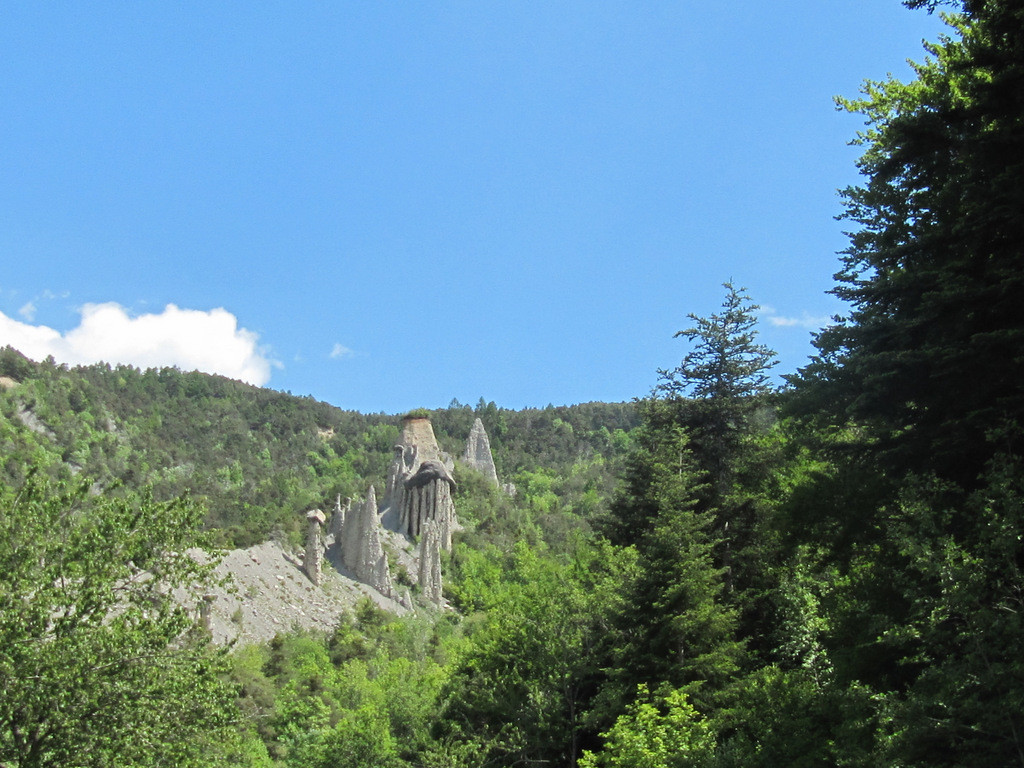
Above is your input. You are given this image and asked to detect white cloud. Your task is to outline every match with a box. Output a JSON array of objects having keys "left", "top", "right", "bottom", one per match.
[
  {"left": 329, "top": 343, "right": 354, "bottom": 360},
  {"left": 0, "top": 302, "right": 274, "bottom": 386},
  {"left": 759, "top": 306, "right": 831, "bottom": 330},
  {"left": 18, "top": 301, "right": 36, "bottom": 321}
]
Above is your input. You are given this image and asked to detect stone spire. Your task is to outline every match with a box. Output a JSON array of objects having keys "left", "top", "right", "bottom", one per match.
[
  {"left": 339, "top": 486, "right": 393, "bottom": 597},
  {"left": 330, "top": 494, "right": 350, "bottom": 540},
  {"left": 304, "top": 509, "right": 326, "bottom": 586},
  {"left": 400, "top": 416, "right": 444, "bottom": 463},
  {"left": 376, "top": 414, "right": 459, "bottom": 604},
  {"left": 384, "top": 415, "right": 443, "bottom": 518},
  {"left": 385, "top": 443, "right": 418, "bottom": 524},
  {"left": 418, "top": 520, "right": 443, "bottom": 606},
  {"left": 462, "top": 417, "right": 499, "bottom": 486}
]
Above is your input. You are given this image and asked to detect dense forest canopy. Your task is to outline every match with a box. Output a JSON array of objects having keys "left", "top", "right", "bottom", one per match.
[{"left": 2, "top": 0, "right": 1022, "bottom": 765}]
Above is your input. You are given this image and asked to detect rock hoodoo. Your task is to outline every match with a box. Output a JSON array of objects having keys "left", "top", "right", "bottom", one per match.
[
  {"left": 304, "top": 509, "right": 326, "bottom": 586},
  {"left": 311, "top": 414, "right": 504, "bottom": 610},
  {"left": 462, "top": 417, "right": 499, "bottom": 486},
  {"left": 386, "top": 416, "right": 458, "bottom": 551},
  {"left": 401, "top": 460, "right": 457, "bottom": 550},
  {"left": 418, "top": 520, "right": 443, "bottom": 606},
  {"left": 330, "top": 494, "right": 350, "bottom": 540},
  {"left": 337, "top": 486, "right": 393, "bottom": 597}
]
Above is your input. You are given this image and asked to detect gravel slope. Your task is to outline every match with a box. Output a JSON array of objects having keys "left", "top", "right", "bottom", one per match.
[{"left": 195, "top": 538, "right": 411, "bottom": 646}]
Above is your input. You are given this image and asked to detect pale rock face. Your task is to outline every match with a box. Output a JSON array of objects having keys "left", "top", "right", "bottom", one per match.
[
  {"left": 338, "top": 486, "right": 393, "bottom": 597},
  {"left": 304, "top": 509, "right": 326, "bottom": 586},
  {"left": 462, "top": 417, "right": 499, "bottom": 486},
  {"left": 418, "top": 520, "right": 443, "bottom": 606},
  {"left": 330, "top": 495, "right": 351, "bottom": 539},
  {"left": 356, "top": 415, "right": 468, "bottom": 606},
  {"left": 401, "top": 460, "right": 456, "bottom": 551},
  {"left": 400, "top": 417, "right": 443, "bottom": 463},
  {"left": 385, "top": 416, "right": 459, "bottom": 552},
  {"left": 386, "top": 444, "right": 418, "bottom": 528}
]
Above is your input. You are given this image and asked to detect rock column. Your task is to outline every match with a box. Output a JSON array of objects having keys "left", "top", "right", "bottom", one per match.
[
  {"left": 330, "top": 495, "right": 351, "bottom": 540},
  {"left": 418, "top": 520, "right": 443, "bottom": 606},
  {"left": 305, "top": 509, "right": 326, "bottom": 586},
  {"left": 401, "top": 460, "right": 456, "bottom": 550},
  {"left": 339, "top": 486, "right": 394, "bottom": 597},
  {"left": 463, "top": 417, "right": 499, "bottom": 486}
]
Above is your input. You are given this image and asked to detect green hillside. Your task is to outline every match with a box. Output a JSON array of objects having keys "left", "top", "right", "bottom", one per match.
[{"left": 0, "top": 346, "right": 637, "bottom": 547}]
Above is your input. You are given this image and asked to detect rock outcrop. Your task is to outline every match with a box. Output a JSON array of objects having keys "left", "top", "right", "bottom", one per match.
[
  {"left": 304, "top": 509, "right": 326, "bottom": 586},
  {"left": 385, "top": 416, "right": 458, "bottom": 552},
  {"left": 330, "top": 494, "right": 350, "bottom": 540},
  {"left": 401, "top": 459, "right": 457, "bottom": 550},
  {"left": 462, "top": 417, "right": 499, "bottom": 485},
  {"left": 337, "top": 486, "right": 393, "bottom": 597},
  {"left": 305, "top": 414, "right": 483, "bottom": 609},
  {"left": 417, "top": 520, "right": 443, "bottom": 606},
  {"left": 399, "top": 416, "right": 447, "bottom": 464}
]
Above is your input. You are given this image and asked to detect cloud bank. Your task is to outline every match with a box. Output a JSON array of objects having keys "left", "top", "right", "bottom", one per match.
[{"left": 0, "top": 303, "right": 274, "bottom": 386}]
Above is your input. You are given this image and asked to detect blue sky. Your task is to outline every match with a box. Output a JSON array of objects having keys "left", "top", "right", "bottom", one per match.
[{"left": 0, "top": 2, "right": 949, "bottom": 414}]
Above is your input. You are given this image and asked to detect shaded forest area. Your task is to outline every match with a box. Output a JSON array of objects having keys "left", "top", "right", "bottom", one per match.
[{"left": 2, "top": 1, "right": 1023, "bottom": 766}]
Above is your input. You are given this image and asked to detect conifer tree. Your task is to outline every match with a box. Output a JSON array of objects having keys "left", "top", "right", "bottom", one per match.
[
  {"left": 657, "top": 281, "right": 777, "bottom": 499},
  {"left": 784, "top": 2, "right": 1024, "bottom": 763},
  {"left": 795, "top": 0, "right": 1024, "bottom": 487},
  {"left": 654, "top": 282, "right": 780, "bottom": 646},
  {"left": 600, "top": 423, "right": 741, "bottom": 721}
]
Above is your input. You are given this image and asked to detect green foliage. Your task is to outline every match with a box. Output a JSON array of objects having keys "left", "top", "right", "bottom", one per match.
[
  {"left": 0, "top": 472, "right": 238, "bottom": 767},
  {"left": 657, "top": 281, "right": 776, "bottom": 405},
  {"left": 579, "top": 685, "right": 715, "bottom": 768},
  {"left": 438, "top": 542, "right": 632, "bottom": 767},
  {"left": 710, "top": 666, "right": 876, "bottom": 768},
  {"left": 777, "top": 4, "right": 1024, "bottom": 765},
  {"left": 793, "top": 2, "right": 1024, "bottom": 486},
  {"left": 10, "top": 23, "right": 1024, "bottom": 756},
  {"left": 431, "top": 399, "right": 640, "bottom": 482},
  {"left": 600, "top": 425, "right": 742, "bottom": 719},
  {"left": 655, "top": 282, "right": 777, "bottom": 517},
  {"left": 229, "top": 603, "right": 457, "bottom": 767},
  {"left": 858, "top": 460, "right": 1024, "bottom": 766},
  {"left": 0, "top": 349, "right": 635, "bottom": 550}
]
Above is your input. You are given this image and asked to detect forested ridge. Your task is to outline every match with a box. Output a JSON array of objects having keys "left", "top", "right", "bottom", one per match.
[
  {"left": 2, "top": 1, "right": 1023, "bottom": 765},
  {"left": 0, "top": 348, "right": 636, "bottom": 549}
]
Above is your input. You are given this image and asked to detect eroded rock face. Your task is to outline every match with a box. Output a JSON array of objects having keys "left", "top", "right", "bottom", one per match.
[
  {"left": 463, "top": 417, "right": 499, "bottom": 486},
  {"left": 341, "top": 414, "right": 465, "bottom": 607},
  {"left": 305, "top": 509, "right": 326, "bottom": 586},
  {"left": 330, "top": 495, "right": 351, "bottom": 540},
  {"left": 338, "top": 486, "right": 393, "bottom": 597},
  {"left": 400, "top": 417, "right": 443, "bottom": 463},
  {"left": 418, "top": 520, "right": 443, "bottom": 606},
  {"left": 385, "top": 416, "right": 458, "bottom": 552},
  {"left": 385, "top": 444, "right": 418, "bottom": 525},
  {"left": 401, "top": 461, "right": 456, "bottom": 551}
]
